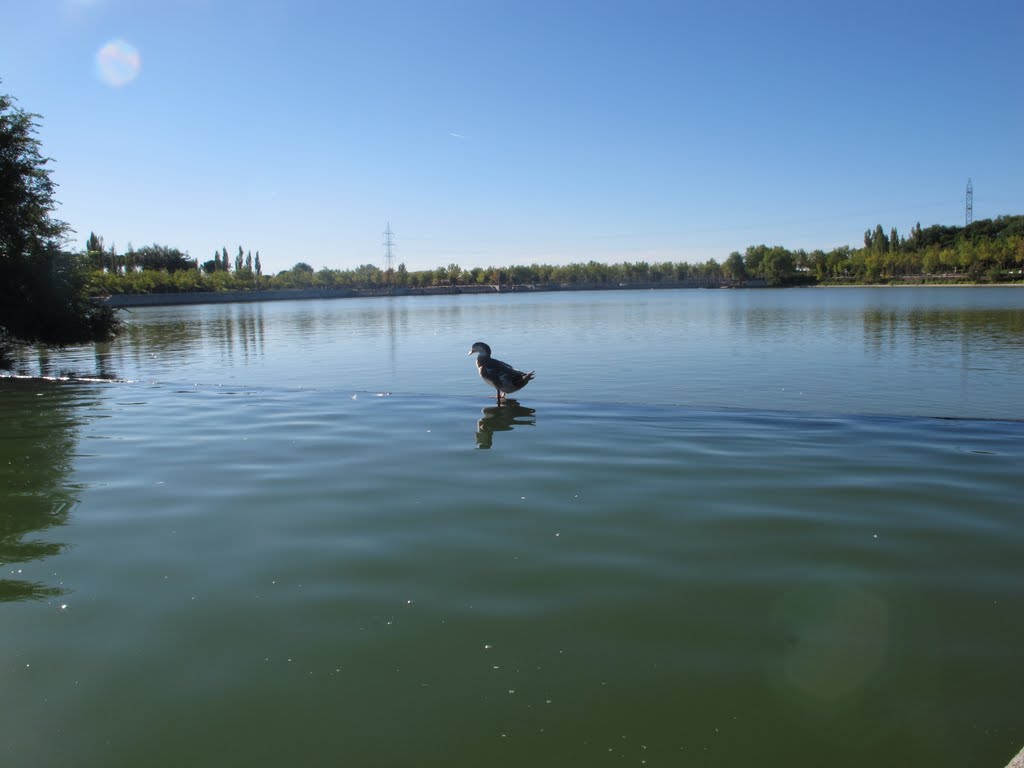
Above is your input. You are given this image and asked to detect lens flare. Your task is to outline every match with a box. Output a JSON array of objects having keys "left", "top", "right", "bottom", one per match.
[{"left": 95, "top": 39, "right": 141, "bottom": 87}]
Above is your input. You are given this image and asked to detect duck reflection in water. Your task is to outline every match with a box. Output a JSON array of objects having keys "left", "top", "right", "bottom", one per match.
[{"left": 475, "top": 400, "right": 536, "bottom": 449}]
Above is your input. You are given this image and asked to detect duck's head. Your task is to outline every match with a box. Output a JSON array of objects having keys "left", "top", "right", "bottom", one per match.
[{"left": 468, "top": 341, "right": 492, "bottom": 358}]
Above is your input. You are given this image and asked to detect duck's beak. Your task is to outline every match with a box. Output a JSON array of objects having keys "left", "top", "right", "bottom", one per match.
[{"left": 467, "top": 349, "right": 474, "bottom": 355}]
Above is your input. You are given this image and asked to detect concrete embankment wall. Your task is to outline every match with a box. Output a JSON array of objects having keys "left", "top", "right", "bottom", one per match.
[
  {"left": 102, "top": 288, "right": 358, "bottom": 307},
  {"left": 99, "top": 279, "right": 751, "bottom": 308}
]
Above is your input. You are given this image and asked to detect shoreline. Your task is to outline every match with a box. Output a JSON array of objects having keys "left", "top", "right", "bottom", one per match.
[
  {"left": 97, "top": 279, "right": 1022, "bottom": 308},
  {"left": 97, "top": 279, "right": 747, "bottom": 308}
]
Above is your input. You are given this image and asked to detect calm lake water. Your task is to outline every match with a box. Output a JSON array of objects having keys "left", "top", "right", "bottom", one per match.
[{"left": 2, "top": 287, "right": 1023, "bottom": 767}]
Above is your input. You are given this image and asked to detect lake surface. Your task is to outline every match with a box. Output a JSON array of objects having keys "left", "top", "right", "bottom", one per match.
[{"left": 2, "top": 287, "right": 1023, "bottom": 767}]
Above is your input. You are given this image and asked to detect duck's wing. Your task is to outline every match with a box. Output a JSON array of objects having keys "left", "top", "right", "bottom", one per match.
[{"left": 488, "top": 358, "right": 535, "bottom": 391}]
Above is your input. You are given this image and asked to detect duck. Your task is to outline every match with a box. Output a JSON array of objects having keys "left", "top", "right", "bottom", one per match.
[{"left": 468, "top": 342, "right": 535, "bottom": 403}]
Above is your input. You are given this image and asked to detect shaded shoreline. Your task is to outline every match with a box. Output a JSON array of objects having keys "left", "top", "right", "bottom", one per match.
[
  {"left": 97, "top": 277, "right": 1023, "bottom": 308},
  {"left": 98, "top": 278, "right": 752, "bottom": 308}
]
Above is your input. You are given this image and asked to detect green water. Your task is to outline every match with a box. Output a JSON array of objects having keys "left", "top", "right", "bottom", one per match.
[{"left": 2, "top": 288, "right": 1023, "bottom": 767}]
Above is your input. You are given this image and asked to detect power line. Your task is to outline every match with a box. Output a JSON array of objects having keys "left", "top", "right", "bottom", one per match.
[{"left": 382, "top": 222, "right": 395, "bottom": 272}]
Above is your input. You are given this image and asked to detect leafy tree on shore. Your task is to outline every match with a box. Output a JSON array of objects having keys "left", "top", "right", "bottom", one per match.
[
  {"left": 723, "top": 251, "right": 747, "bottom": 281},
  {"left": 1, "top": 85, "right": 119, "bottom": 346},
  {"left": 132, "top": 244, "right": 195, "bottom": 273}
]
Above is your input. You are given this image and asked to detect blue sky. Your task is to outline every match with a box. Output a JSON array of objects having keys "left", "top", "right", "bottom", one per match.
[{"left": 2, "top": 0, "right": 1021, "bottom": 274}]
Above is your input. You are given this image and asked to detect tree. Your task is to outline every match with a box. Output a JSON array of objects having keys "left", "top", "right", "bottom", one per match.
[
  {"left": 85, "top": 231, "right": 105, "bottom": 270},
  {"left": 86, "top": 231, "right": 103, "bottom": 255},
  {"left": 723, "top": 251, "right": 747, "bottom": 281},
  {"left": 132, "top": 244, "right": 195, "bottom": 273},
  {"left": 743, "top": 244, "right": 770, "bottom": 277},
  {"left": 1, "top": 85, "right": 119, "bottom": 345},
  {"left": 254, "top": 252, "right": 262, "bottom": 277},
  {"left": 761, "top": 246, "right": 795, "bottom": 286},
  {"left": 873, "top": 224, "right": 889, "bottom": 253}
]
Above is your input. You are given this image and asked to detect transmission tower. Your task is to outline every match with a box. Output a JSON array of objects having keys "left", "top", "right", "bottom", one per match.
[
  {"left": 382, "top": 222, "right": 395, "bottom": 273},
  {"left": 965, "top": 179, "right": 973, "bottom": 226}
]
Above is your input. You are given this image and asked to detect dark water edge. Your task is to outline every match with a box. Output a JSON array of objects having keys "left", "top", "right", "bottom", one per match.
[
  {"left": 2, "top": 379, "right": 1023, "bottom": 768},
  {"left": 97, "top": 281, "right": 745, "bottom": 308},
  {"left": 93, "top": 281, "right": 1024, "bottom": 309}
]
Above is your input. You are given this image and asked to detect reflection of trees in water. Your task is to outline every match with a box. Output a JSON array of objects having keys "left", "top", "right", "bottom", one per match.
[
  {"left": 863, "top": 308, "right": 1024, "bottom": 358},
  {"left": 0, "top": 381, "right": 81, "bottom": 601},
  {"left": 475, "top": 401, "right": 536, "bottom": 449},
  {"left": 111, "top": 304, "right": 266, "bottom": 372},
  {"left": 2, "top": 303, "right": 271, "bottom": 381},
  {"left": 209, "top": 304, "right": 266, "bottom": 364}
]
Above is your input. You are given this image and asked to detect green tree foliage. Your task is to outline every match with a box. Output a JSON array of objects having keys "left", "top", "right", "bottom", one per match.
[
  {"left": 723, "top": 251, "right": 747, "bottom": 281},
  {"left": 753, "top": 217, "right": 1023, "bottom": 285},
  {"left": 1, "top": 87, "right": 119, "bottom": 346},
  {"left": 81, "top": 212, "right": 1024, "bottom": 299},
  {"left": 86, "top": 231, "right": 103, "bottom": 255},
  {"left": 132, "top": 244, "right": 195, "bottom": 273}
]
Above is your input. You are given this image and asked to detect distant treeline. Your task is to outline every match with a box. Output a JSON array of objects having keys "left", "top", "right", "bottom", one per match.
[{"left": 87, "top": 215, "right": 1024, "bottom": 296}]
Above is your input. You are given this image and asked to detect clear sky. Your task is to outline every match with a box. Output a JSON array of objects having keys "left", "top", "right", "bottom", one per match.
[{"left": 2, "top": 0, "right": 1022, "bottom": 275}]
